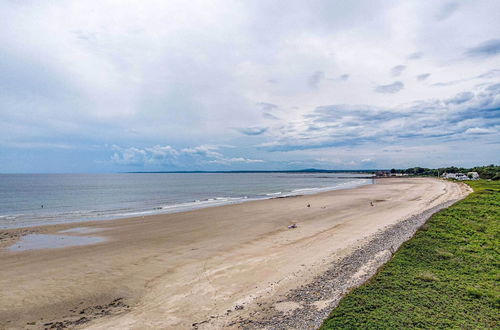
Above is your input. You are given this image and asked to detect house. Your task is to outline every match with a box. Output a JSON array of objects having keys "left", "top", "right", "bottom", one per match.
[
  {"left": 442, "top": 173, "right": 458, "bottom": 179},
  {"left": 441, "top": 172, "right": 479, "bottom": 180},
  {"left": 467, "top": 172, "right": 480, "bottom": 180}
]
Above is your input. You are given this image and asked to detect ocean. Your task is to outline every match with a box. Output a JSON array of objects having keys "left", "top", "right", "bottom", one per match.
[{"left": 0, "top": 172, "right": 372, "bottom": 229}]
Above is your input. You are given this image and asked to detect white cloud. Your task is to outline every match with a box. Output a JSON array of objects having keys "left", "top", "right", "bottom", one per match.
[
  {"left": 0, "top": 0, "right": 499, "bottom": 171},
  {"left": 464, "top": 127, "right": 496, "bottom": 135},
  {"left": 111, "top": 144, "right": 263, "bottom": 167},
  {"left": 208, "top": 158, "right": 264, "bottom": 165}
]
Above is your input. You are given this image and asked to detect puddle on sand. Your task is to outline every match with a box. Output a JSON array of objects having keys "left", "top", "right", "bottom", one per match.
[
  {"left": 59, "top": 227, "right": 109, "bottom": 234},
  {"left": 8, "top": 234, "right": 106, "bottom": 251}
]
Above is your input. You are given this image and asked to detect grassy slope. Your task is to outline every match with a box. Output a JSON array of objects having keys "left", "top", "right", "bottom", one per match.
[{"left": 321, "top": 180, "right": 499, "bottom": 329}]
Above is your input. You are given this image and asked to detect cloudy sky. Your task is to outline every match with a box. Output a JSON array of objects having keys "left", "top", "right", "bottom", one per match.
[{"left": 1, "top": 0, "right": 499, "bottom": 172}]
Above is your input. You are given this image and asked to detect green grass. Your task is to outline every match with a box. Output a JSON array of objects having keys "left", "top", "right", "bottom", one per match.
[{"left": 321, "top": 180, "right": 500, "bottom": 329}]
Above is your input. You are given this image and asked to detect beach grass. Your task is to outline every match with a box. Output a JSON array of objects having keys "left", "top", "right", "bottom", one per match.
[{"left": 321, "top": 180, "right": 500, "bottom": 329}]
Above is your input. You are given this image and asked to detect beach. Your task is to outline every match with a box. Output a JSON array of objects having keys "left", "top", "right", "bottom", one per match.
[{"left": 0, "top": 178, "right": 470, "bottom": 329}]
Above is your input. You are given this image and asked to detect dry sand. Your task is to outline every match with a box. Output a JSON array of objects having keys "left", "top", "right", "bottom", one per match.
[{"left": 0, "top": 178, "right": 470, "bottom": 329}]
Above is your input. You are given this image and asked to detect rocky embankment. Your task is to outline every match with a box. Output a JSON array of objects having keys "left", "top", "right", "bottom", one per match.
[{"left": 231, "top": 198, "right": 467, "bottom": 329}]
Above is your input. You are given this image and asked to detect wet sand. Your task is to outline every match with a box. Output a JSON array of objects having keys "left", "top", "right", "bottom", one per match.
[{"left": 0, "top": 178, "right": 470, "bottom": 329}]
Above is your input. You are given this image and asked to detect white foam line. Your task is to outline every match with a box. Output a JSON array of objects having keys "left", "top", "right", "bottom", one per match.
[{"left": 1, "top": 179, "right": 372, "bottom": 229}]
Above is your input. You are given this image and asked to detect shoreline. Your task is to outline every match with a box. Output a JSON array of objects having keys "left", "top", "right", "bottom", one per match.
[
  {"left": 0, "top": 179, "right": 372, "bottom": 246},
  {"left": 229, "top": 196, "right": 468, "bottom": 329},
  {"left": 0, "top": 178, "right": 373, "bottom": 230},
  {"left": 0, "top": 178, "right": 470, "bottom": 329}
]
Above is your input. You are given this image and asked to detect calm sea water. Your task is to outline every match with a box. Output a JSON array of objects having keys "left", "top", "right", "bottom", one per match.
[{"left": 0, "top": 173, "right": 372, "bottom": 229}]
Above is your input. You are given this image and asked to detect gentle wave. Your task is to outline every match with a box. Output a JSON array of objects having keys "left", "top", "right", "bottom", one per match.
[
  {"left": 0, "top": 177, "right": 372, "bottom": 229},
  {"left": 286, "top": 179, "right": 372, "bottom": 196}
]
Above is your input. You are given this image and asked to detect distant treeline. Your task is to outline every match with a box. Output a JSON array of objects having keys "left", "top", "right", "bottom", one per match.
[{"left": 392, "top": 164, "right": 500, "bottom": 180}]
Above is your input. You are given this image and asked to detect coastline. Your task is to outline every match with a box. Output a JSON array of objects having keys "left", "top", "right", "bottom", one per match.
[
  {"left": 230, "top": 196, "right": 468, "bottom": 329},
  {"left": 0, "top": 178, "right": 470, "bottom": 329},
  {"left": 321, "top": 179, "right": 498, "bottom": 329},
  {"left": 0, "top": 176, "right": 372, "bottom": 230}
]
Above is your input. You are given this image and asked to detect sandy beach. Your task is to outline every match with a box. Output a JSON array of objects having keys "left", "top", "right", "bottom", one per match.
[{"left": 0, "top": 178, "right": 470, "bottom": 329}]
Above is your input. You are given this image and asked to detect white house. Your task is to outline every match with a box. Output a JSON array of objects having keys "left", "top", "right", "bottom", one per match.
[
  {"left": 441, "top": 172, "right": 479, "bottom": 180},
  {"left": 467, "top": 172, "right": 480, "bottom": 180}
]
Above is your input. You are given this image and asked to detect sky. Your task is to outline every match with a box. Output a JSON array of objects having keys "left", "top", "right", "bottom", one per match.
[{"left": 1, "top": 0, "right": 499, "bottom": 173}]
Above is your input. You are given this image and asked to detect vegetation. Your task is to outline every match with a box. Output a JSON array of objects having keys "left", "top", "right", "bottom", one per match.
[
  {"left": 321, "top": 180, "right": 500, "bottom": 329},
  {"left": 392, "top": 164, "right": 500, "bottom": 180}
]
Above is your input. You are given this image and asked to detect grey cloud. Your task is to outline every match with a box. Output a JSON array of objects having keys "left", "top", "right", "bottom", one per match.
[
  {"left": 257, "top": 102, "right": 278, "bottom": 111},
  {"left": 417, "top": 73, "right": 431, "bottom": 81},
  {"left": 407, "top": 52, "right": 423, "bottom": 60},
  {"left": 238, "top": 127, "right": 268, "bottom": 136},
  {"left": 433, "top": 69, "right": 500, "bottom": 87},
  {"left": 486, "top": 83, "right": 500, "bottom": 92},
  {"left": 476, "top": 69, "right": 500, "bottom": 79},
  {"left": 306, "top": 104, "right": 398, "bottom": 123},
  {"left": 465, "top": 39, "right": 500, "bottom": 58},
  {"left": 446, "top": 92, "right": 474, "bottom": 105},
  {"left": 259, "top": 83, "right": 500, "bottom": 152},
  {"left": 391, "top": 65, "right": 406, "bottom": 77},
  {"left": 432, "top": 81, "right": 459, "bottom": 87},
  {"left": 435, "top": 2, "right": 459, "bottom": 21},
  {"left": 308, "top": 71, "right": 324, "bottom": 89},
  {"left": 263, "top": 112, "right": 279, "bottom": 120},
  {"left": 73, "top": 31, "right": 97, "bottom": 41},
  {"left": 0, "top": 51, "right": 77, "bottom": 101},
  {"left": 257, "top": 102, "right": 279, "bottom": 120},
  {"left": 327, "top": 74, "right": 349, "bottom": 82},
  {"left": 374, "top": 81, "right": 404, "bottom": 94},
  {"left": 2, "top": 0, "right": 500, "bottom": 171}
]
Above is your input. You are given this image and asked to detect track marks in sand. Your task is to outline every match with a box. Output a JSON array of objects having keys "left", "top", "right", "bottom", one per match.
[{"left": 23, "top": 298, "right": 130, "bottom": 330}]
